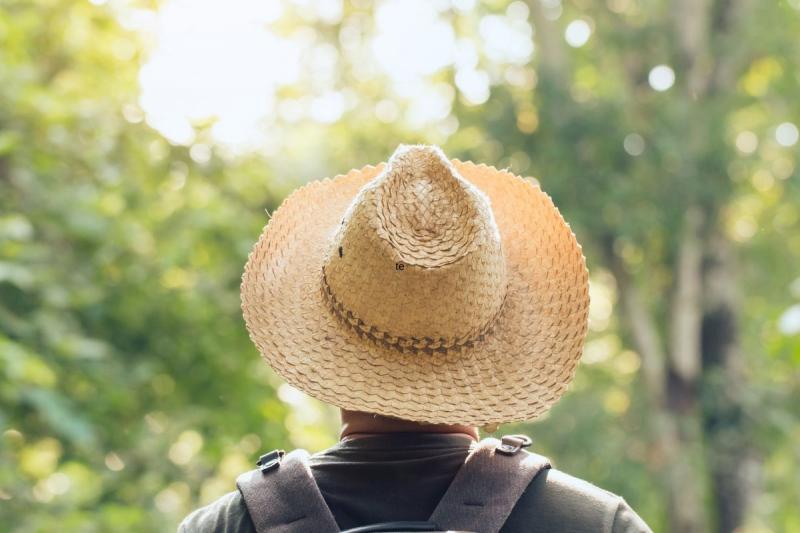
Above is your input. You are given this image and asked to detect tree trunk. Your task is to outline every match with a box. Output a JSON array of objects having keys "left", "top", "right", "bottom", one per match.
[
  {"left": 609, "top": 224, "right": 760, "bottom": 533},
  {"left": 604, "top": 229, "right": 709, "bottom": 533},
  {"left": 701, "top": 230, "right": 761, "bottom": 532}
]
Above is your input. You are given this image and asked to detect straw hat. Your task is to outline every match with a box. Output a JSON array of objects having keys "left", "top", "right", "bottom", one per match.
[{"left": 241, "top": 144, "right": 589, "bottom": 427}]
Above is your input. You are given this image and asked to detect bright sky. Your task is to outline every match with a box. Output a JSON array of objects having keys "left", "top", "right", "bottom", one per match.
[
  {"left": 132, "top": 0, "right": 537, "bottom": 148},
  {"left": 137, "top": 0, "right": 295, "bottom": 147}
]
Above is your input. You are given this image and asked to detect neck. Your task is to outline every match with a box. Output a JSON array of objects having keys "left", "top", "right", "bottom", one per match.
[{"left": 339, "top": 409, "right": 480, "bottom": 442}]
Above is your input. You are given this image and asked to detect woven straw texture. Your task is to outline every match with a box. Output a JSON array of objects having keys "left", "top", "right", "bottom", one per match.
[{"left": 241, "top": 145, "right": 589, "bottom": 426}]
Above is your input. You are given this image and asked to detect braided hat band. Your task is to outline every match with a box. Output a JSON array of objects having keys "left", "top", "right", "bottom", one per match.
[{"left": 241, "top": 144, "right": 590, "bottom": 426}]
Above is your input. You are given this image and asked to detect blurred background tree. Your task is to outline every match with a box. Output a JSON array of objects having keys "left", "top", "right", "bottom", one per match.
[{"left": 1, "top": 0, "right": 799, "bottom": 532}]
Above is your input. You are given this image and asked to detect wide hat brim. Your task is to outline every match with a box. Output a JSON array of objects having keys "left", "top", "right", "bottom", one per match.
[{"left": 241, "top": 160, "right": 590, "bottom": 427}]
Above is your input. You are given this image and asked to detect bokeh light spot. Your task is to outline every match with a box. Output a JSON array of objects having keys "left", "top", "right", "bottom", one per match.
[
  {"left": 516, "top": 109, "right": 539, "bottom": 134},
  {"left": 565, "top": 19, "right": 592, "bottom": 47},
  {"left": 735, "top": 131, "right": 758, "bottom": 154},
  {"left": 775, "top": 122, "right": 799, "bottom": 147},
  {"left": 455, "top": 69, "right": 491, "bottom": 105},
  {"left": 751, "top": 169, "right": 775, "bottom": 192},
  {"left": 623, "top": 133, "right": 645, "bottom": 156},
  {"left": 168, "top": 430, "right": 204, "bottom": 466},
  {"left": 648, "top": 65, "right": 675, "bottom": 91},
  {"left": 479, "top": 14, "right": 533, "bottom": 64},
  {"left": 778, "top": 304, "right": 800, "bottom": 335},
  {"left": 104, "top": 452, "right": 126, "bottom": 472},
  {"left": 604, "top": 388, "right": 630, "bottom": 414},
  {"left": 375, "top": 99, "right": 400, "bottom": 123}
]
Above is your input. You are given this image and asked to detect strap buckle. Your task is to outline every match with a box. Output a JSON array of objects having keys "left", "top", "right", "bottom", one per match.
[
  {"left": 495, "top": 434, "right": 532, "bottom": 456},
  {"left": 256, "top": 449, "right": 285, "bottom": 473}
]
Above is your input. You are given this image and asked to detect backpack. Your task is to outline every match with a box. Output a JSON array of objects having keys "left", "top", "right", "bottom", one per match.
[{"left": 235, "top": 434, "right": 551, "bottom": 533}]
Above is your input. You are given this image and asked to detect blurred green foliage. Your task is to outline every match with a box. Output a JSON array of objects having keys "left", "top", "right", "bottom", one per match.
[{"left": 1, "top": 0, "right": 799, "bottom": 532}]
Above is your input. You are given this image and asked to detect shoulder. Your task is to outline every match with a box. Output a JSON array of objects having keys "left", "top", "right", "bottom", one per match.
[
  {"left": 503, "top": 463, "right": 653, "bottom": 533},
  {"left": 177, "top": 490, "right": 256, "bottom": 533}
]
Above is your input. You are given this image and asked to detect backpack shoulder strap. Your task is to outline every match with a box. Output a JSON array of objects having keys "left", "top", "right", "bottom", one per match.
[
  {"left": 236, "top": 449, "right": 340, "bottom": 533},
  {"left": 429, "top": 435, "right": 551, "bottom": 533}
]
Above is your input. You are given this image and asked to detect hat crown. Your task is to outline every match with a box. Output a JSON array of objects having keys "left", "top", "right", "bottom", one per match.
[
  {"left": 375, "top": 145, "right": 490, "bottom": 267},
  {"left": 321, "top": 145, "right": 508, "bottom": 353}
]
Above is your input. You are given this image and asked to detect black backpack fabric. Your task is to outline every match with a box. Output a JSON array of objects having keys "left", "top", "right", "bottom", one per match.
[{"left": 236, "top": 434, "right": 550, "bottom": 533}]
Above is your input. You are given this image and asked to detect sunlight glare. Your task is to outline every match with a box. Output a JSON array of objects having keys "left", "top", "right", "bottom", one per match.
[
  {"left": 310, "top": 91, "right": 347, "bottom": 123},
  {"left": 479, "top": 14, "right": 534, "bottom": 65},
  {"left": 375, "top": 99, "right": 400, "bottom": 123},
  {"left": 372, "top": 0, "right": 455, "bottom": 84},
  {"left": 406, "top": 83, "right": 454, "bottom": 127},
  {"left": 451, "top": 0, "right": 476, "bottom": 12},
  {"left": 139, "top": 0, "right": 298, "bottom": 147},
  {"left": 290, "top": 0, "right": 343, "bottom": 24},
  {"left": 454, "top": 38, "right": 479, "bottom": 70},
  {"left": 455, "top": 68, "right": 490, "bottom": 105}
]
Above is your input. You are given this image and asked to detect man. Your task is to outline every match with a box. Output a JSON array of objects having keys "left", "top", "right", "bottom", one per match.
[{"left": 180, "top": 145, "right": 652, "bottom": 532}]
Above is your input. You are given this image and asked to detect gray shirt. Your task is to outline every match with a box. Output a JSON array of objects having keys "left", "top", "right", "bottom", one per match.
[{"left": 179, "top": 433, "right": 652, "bottom": 532}]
